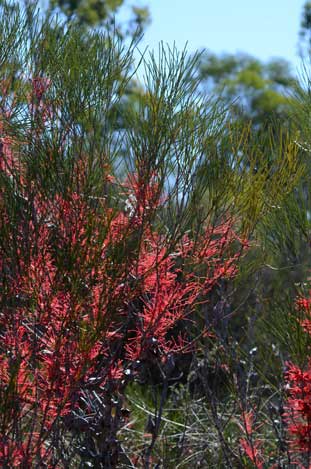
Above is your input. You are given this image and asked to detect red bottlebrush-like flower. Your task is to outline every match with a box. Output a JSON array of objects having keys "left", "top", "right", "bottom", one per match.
[
  {"left": 239, "top": 409, "right": 265, "bottom": 469},
  {"left": 240, "top": 438, "right": 264, "bottom": 469},
  {"left": 285, "top": 361, "right": 311, "bottom": 453},
  {"left": 285, "top": 291, "right": 311, "bottom": 456}
]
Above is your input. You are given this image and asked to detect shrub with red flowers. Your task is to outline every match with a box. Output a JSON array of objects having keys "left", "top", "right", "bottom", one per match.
[
  {"left": 0, "top": 10, "right": 249, "bottom": 466},
  {"left": 0, "top": 139, "right": 245, "bottom": 466},
  {"left": 236, "top": 291, "right": 311, "bottom": 468}
]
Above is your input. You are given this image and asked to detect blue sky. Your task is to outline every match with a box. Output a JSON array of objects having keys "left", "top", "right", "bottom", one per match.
[{"left": 133, "top": 0, "right": 304, "bottom": 71}]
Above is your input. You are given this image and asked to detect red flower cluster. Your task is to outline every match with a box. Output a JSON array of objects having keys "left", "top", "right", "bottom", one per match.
[
  {"left": 239, "top": 409, "right": 265, "bottom": 469},
  {"left": 285, "top": 293, "right": 311, "bottom": 458},
  {"left": 285, "top": 362, "right": 311, "bottom": 453}
]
